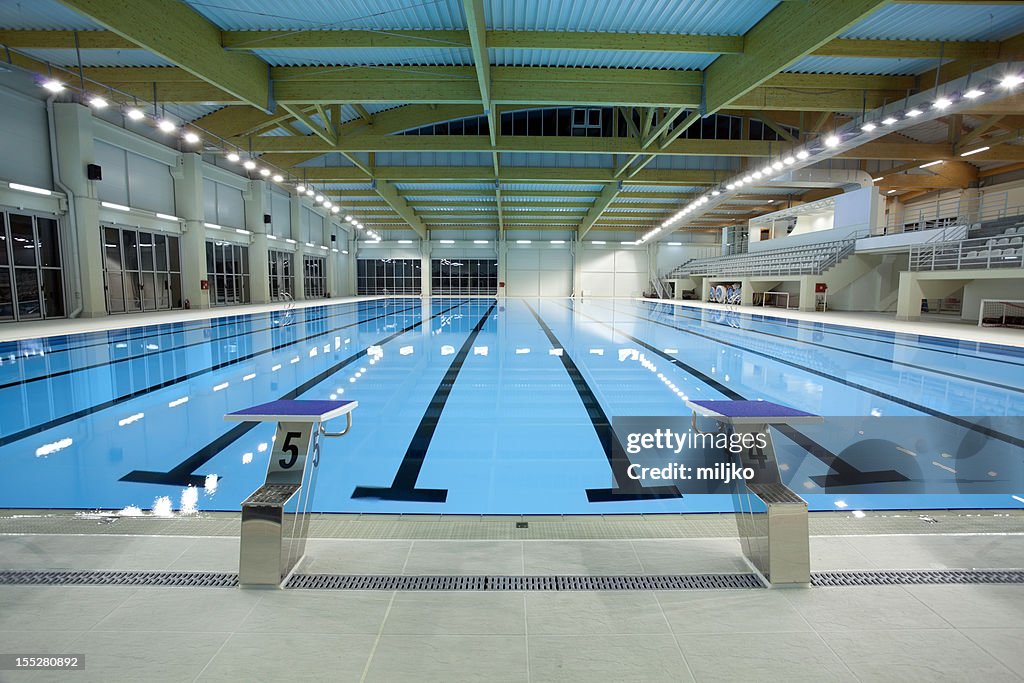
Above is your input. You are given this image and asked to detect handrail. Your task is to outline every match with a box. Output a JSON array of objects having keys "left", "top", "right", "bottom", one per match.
[
  {"left": 667, "top": 237, "right": 858, "bottom": 278},
  {"left": 909, "top": 232, "right": 1024, "bottom": 272}
]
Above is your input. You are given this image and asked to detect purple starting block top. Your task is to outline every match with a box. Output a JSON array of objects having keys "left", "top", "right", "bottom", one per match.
[
  {"left": 225, "top": 399, "right": 358, "bottom": 423},
  {"left": 686, "top": 399, "right": 821, "bottom": 425}
]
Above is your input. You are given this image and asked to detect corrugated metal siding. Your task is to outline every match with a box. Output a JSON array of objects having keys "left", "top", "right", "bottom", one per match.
[
  {"left": 486, "top": 0, "right": 779, "bottom": 34},
  {"left": 184, "top": 0, "right": 465, "bottom": 30},
  {"left": 842, "top": 4, "right": 1024, "bottom": 41},
  {"left": 376, "top": 151, "right": 491, "bottom": 166},
  {"left": 253, "top": 47, "right": 473, "bottom": 66},
  {"left": 295, "top": 153, "right": 357, "bottom": 167},
  {"left": 394, "top": 182, "right": 495, "bottom": 190},
  {"left": 646, "top": 155, "right": 738, "bottom": 171},
  {"left": 489, "top": 48, "right": 714, "bottom": 69},
  {"left": 501, "top": 183, "right": 604, "bottom": 191},
  {"left": 502, "top": 152, "right": 613, "bottom": 168},
  {"left": 18, "top": 48, "right": 174, "bottom": 67},
  {"left": 786, "top": 56, "right": 943, "bottom": 76},
  {"left": 0, "top": 0, "right": 99, "bottom": 29}
]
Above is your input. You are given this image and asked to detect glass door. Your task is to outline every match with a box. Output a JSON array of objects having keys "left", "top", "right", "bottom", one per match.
[
  {"left": 102, "top": 225, "right": 182, "bottom": 314},
  {"left": 0, "top": 209, "right": 66, "bottom": 322}
]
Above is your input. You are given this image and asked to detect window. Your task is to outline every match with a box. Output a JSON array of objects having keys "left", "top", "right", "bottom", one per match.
[
  {"left": 268, "top": 250, "right": 294, "bottom": 301},
  {"left": 303, "top": 255, "right": 327, "bottom": 298},
  {"left": 0, "top": 210, "right": 66, "bottom": 321},
  {"left": 431, "top": 258, "right": 497, "bottom": 295},
  {"left": 101, "top": 224, "right": 181, "bottom": 314},
  {"left": 206, "top": 240, "right": 250, "bottom": 306},
  {"left": 356, "top": 258, "right": 421, "bottom": 295}
]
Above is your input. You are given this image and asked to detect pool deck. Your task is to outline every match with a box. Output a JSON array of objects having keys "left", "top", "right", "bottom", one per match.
[
  {"left": 641, "top": 298, "right": 1024, "bottom": 348},
  {"left": 1, "top": 509, "right": 1022, "bottom": 682}
]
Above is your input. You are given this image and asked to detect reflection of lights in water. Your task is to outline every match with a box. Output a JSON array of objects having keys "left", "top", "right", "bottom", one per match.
[
  {"left": 168, "top": 397, "right": 189, "bottom": 407},
  {"left": 834, "top": 500, "right": 848, "bottom": 509},
  {"left": 664, "top": 348, "right": 678, "bottom": 354},
  {"left": 257, "top": 443, "right": 268, "bottom": 452},
  {"left": 309, "top": 347, "right": 317, "bottom": 357},
  {"left": 180, "top": 486, "right": 199, "bottom": 515},
  {"left": 271, "top": 364, "right": 282, "bottom": 372},
  {"left": 35, "top": 437, "right": 73, "bottom": 457},
  {"left": 322, "top": 345, "right": 330, "bottom": 353},
  {"left": 152, "top": 496, "right": 174, "bottom": 517},
  {"left": 330, "top": 393, "right": 337, "bottom": 399},
  {"left": 549, "top": 348, "right": 563, "bottom": 356},
  {"left": 400, "top": 346, "right": 414, "bottom": 356},
  {"left": 290, "top": 357, "right": 299, "bottom": 364},
  {"left": 474, "top": 346, "right": 489, "bottom": 356},
  {"left": 349, "top": 377, "right": 356, "bottom": 383},
  {"left": 515, "top": 348, "right": 530, "bottom": 355},
  {"left": 118, "top": 413, "right": 144, "bottom": 427},
  {"left": 204, "top": 474, "right": 219, "bottom": 493},
  {"left": 870, "top": 408, "right": 882, "bottom": 417},
  {"left": 441, "top": 345, "right": 455, "bottom": 356},
  {"left": 589, "top": 348, "right": 604, "bottom": 356},
  {"left": 213, "top": 382, "right": 229, "bottom": 392},
  {"left": 618, "top": 348, "right": 638, "bottom": 362},
  {"left": 242, "top": 373, "right": 255, "bottom": 381},
  {"left": 242, "top": 452, "right": 254, "bottom": 464}
]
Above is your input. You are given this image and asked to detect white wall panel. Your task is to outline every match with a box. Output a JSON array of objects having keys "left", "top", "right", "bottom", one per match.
[
  {"left": 505, "top": 247, "right": 572, "bottom": 296},
  {"left": 578, "top": 246, "right": 647, "bottom": 297},
  {"left": 0, "top": 85, "right": 52, "bottom": 189},
  {"left": 94, "top": 141, "right": 129, "bottom": 205},
  {"left": 270, "top": 190, "right": 291, "bottom": 237},
  {"left": 126, "top": 152, "right": 174, "bottom": 214},
  {"left": 203, "top": 178, "right": 244, "bottom": 228}
]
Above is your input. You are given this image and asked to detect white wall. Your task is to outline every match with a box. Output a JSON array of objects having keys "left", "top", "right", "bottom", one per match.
[
  {"left": 0, "top": 80, "right": 52, "bottom": 190},
  {"left": 94, "top": 141, "right": 175, "bottom": 214},
  {"left": 578, "top": 247, "right": 647, "bottom": 297},
  {"left": 505, "top": 246, "right": 572, "bottom": 296},
  {"left": 961, "top": 278, "right": 1024, "bottom": 321},
  {"left": 202, "top": 178, "right": 245, "bottom": 228},
  {"left": 268, "top": 186, "right": 291, "bottom": 237}
]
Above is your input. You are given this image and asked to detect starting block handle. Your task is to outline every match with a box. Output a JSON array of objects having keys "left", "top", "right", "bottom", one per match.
[{"left": 319, "top": 412, "right": 353, "bottom": 439}]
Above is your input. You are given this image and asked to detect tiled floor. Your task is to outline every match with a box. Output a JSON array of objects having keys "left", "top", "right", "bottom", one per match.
[
  {"left": 1, "top": 532, "right": 1022, "bottom": 682},
  {"left": 643, "top": 298, "right": 1024, "bottom": 348}
]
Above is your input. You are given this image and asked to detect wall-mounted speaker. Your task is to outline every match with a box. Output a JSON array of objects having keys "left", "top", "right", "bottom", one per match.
[
  {"left": 263, "top": 214, "right": 272, "bottom": 224},
  {"left": 331, "top": 234, "right": 337, "bottom": 242},
  {"left": 86, "top": 164, "right": 102, "bottom": 180}
]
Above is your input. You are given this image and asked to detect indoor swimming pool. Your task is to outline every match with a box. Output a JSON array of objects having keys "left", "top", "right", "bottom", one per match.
[{"left": 1, "top": 297, "right": 1022, "bottom": 515}]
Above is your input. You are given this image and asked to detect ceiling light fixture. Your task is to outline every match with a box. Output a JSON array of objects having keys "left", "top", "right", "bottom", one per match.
[{"left": 960, "top": 146, "right": 990, "bottom": 157}]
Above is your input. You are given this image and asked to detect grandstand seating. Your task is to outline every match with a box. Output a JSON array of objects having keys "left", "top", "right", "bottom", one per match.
[{"left": 664, "top": 238, "right": 856, "bottom": 279}]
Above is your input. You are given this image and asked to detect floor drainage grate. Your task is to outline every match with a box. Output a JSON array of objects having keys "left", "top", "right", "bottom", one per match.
[
  {"left": 812, "top": 570, "right": 1024, "bottom": 586},
  {"left": 285, "top": 574, "right": 764, "bottom": 590},
  {"left": 0, "top": 570, "right": 238, "bottom": 587}
]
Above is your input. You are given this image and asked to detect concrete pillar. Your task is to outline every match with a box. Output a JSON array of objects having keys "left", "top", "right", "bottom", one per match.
[
  {"left": 420, "top": 240, "right": 432, "bottom": 296},
  {"left": 798, "top": 276, "right": 817, "bottom": 312},
  {"left": 740, "top": 278, "right": 754, "bottom": 306},
  {"left": 244, "top": 180, "right": 271, "bottom": 304},
  {"left": 289, "top": 195, "right": 305, "bottom": 300},
  {"left": 497, "top": 237, "right": 507, "bottom": 298},
  {"left": 52, "top": 103, "right": 106, "bottom": 317},
  {"left": 172, "top": 153, "right": 209, "bottom": 310},
  {"left": 321, "top": 216, "right": 335, "bottom": 298},
  {"left": 896, "top": 272, "right": 925, "bottom": 321},
  {"left": 348, "top": 237, "right": 358, "bottom": 296}
]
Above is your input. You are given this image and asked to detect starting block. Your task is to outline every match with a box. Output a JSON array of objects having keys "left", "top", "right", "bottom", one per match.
[
  {"left": 687, "top": 399, "right": 821, "bottom": 586},
  {"left": 226, "top": 399, "right": 357, "bottom": 587}
]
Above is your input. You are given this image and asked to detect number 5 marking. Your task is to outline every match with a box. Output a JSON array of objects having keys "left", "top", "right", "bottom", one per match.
[{"left": 280, "top": 431, "right": 302, "bottom": 469}]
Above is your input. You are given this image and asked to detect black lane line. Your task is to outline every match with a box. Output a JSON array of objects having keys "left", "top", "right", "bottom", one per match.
[
  {"left": 648, "top": 300, "right": 1024, "bottom": 367},
  {"left": 0, "top": 300, "right": 410, "bottom": 390},
  {"left": 594, "top": 300, "right": 1024, "bottom": 451},
  {"left": 121, "top": 301, "right": 471, "bottom": 487},
  {"left": 561, "top": 300, "right": 907, "bottom": 489},
  {"left": 0, "top": 303, "right": 424, "bottom": 449},
  {"left": 524, "top": 301, "right": 683, "bottom": 503},
  {"left": 641, "top": 301, "right": 1024, "bottom": 394},
  {"left": 351, "top": 302, "right": 497, "bottom": 503}
]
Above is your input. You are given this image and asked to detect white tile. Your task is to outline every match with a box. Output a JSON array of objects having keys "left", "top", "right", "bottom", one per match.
[
  {"left": 238, "top": 590, "right": 391, "bottom": 634},
  {"left": 33, "top": 630, "right": 230, "bottom": 683},
  {"left": 0, "top": 535, "right": 195, "bottom": 572},
  {"left": 364, "top": 635, "right": 528, "bottom": 683},
  {"left": 528, "top": 634, "right": 692, "bottom": 683},
  {"left": 0, "top": 586, "right": 138, "bottom": 631},
  {"left": 526, "top": 592, "right": 670, "bottom": 635},
  {"left": 783, "top": 586, "right": 950, "bottom": 631},
  {"left": 197, "top": 632, "right": 376, "bottom": 683},
  {"left": 657, "top": 589, "right": 811, "bottom": 634},
  {"left": 632, "top": 539, "right": 750, "bottom": 574},
  {"left": 675, "top": 632, "right": 856, "bottom": 682},
  {"left": 302, "top": 540, "right": 412, "bottom": 575},
  {"left": 523, "top": 541, "right": 643, "bottom": 575},
  {"left": 903, "top": 585, "right": 1024, "bottom": 628},
  {"left": 845, "top": 535, "right": 1024, "bottom": 570},
  {"left": 92, "top": 586, "right": 262, "bottom": 632},
  {"left": 820, "top": 628, "right": 1019, "bottom": 683},
  {"left": 402, "top": 541, "right": 524, "bottom": 575},
  {"left": 382, "top": 591, "right": 526, "bottom": 635},
  {"left": 960, "top": 628, "right": 1024, "bottom": 673}
]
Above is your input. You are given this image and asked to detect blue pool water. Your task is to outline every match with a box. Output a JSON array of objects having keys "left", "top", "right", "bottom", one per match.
[{"left": 1, "top": 297, "right": 1022, "bottom": 515}]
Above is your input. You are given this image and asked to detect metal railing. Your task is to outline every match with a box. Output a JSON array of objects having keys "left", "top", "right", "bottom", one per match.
[
  {"left": 665, "top": 238, "right": 857, "bottom": 279},
  {"left": 880, "top": 191, "right": 1024, "bottom": 236},
  {"left": 909, "top": 234, "right": 1024, "bottom": 271}
]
